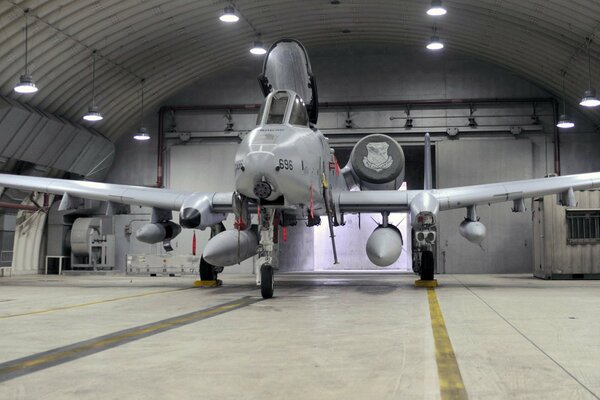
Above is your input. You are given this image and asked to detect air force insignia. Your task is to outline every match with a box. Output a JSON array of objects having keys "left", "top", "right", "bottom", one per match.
[{"left": 363, "top": 142, "right": 393, "bottom": 172}]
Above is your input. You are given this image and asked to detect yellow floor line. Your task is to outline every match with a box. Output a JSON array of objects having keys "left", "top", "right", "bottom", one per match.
[
  {"left": 0, "top": 287, "right": 192, "bottom": 319},
  {"left": 0, "top": 297, "right": 259, "bottom": 382},
  {"left": 427, "top": 287, "right": 469, "bottom": 400}
]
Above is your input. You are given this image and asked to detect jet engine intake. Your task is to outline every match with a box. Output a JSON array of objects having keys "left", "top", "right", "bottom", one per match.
[
  {"left": 179, "top": 193, "right": 227, "bottom": 230},
  {"left": 203, "top": 226, "right": 259, "bottom": 266},
  {"left": 459, "top": 220, "right": 486, "bottom": 244},
  {"left": 343, "top": 134, "right": 405, "bottom": 191},
  {"left": 366, "top": 225, "right": 403, "bottom": 267},
  {"left": 136, "top": 221, "right": 182, "bottom": 244}
]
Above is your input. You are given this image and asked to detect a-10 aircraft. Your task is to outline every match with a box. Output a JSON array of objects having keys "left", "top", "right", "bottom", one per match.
[{"left": 1, "top": 39, "right": 599, "bottom": 298}]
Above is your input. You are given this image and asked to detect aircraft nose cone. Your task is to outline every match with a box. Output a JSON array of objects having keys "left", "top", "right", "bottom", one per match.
[
  {"left": 179, "top": 207, "right": 201, "bottom": 229},
  {"left": 237, "top": 151, "right": 280, "bottom": 201}
]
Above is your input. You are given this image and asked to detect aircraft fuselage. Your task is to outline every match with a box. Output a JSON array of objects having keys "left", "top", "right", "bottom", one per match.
[{"left": 234, "top": 91, "right": 337, "bottom": 216}]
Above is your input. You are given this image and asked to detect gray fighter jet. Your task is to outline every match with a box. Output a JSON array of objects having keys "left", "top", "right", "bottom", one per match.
[{"left": 0, "top": 39, "right": 599, "bottom": 298}]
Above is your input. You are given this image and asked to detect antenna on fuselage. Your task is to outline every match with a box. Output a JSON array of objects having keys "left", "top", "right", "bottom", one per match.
[{"left": 424, "top": 133, "right": 433, "bottom": 190}]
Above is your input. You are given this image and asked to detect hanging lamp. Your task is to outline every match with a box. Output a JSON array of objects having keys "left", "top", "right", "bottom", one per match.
[
  {"left": 579, "top": 38, "right": 600, "bottom": 107},
  {"left": 133, "top": 79, "right": 150, "bottom": 140},
  {"left": 14, "top": 9, "right": 38, "bottom": 94},
  {"left": 83, "top": 50, "right": 103, "bottom": 122}
]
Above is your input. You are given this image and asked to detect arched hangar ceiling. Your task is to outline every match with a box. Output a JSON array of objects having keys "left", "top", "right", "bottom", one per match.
[{"left": 1, "top": 0, "right": 599, "bottom": 142}]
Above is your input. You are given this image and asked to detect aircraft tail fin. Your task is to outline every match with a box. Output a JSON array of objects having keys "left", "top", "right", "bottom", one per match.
[{"left": 424, "top": 133, "right": 433, "bottom": 190}]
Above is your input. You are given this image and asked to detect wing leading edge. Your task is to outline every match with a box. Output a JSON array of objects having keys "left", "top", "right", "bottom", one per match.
[{"left": 0, "top": 173, "right": 234, "bottom": 213}]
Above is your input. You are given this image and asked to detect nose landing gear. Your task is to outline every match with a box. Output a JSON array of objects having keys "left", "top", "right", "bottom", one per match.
[{"left": 255, "top": 207, "right": 279, "bottom": 298}]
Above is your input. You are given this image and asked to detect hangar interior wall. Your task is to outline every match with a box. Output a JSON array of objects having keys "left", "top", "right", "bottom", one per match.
[
  {"left": 436, "top": 140, "right": 534, "bottom": 273},
  {"left": 105, "top": 44, "right": 600, "bottom": 274}
]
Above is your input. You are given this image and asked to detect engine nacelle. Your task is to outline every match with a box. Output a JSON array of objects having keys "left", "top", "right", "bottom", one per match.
[
  {"left": 179, "top": 193, "right": 227, "bottom": 230},
  {"left": 203, "top": 226, "right": 259, "bottom": 267},
  {"left": 366, "top": 226, "right": 403, "bottom": 267},
  {"left": 343, "top": 134, "right": 405, "bottom": 190},
  {"left": 459, "top": 220, "right": 486, "bottom": 244},
  {"left": 136, "top": 221, "right": 182, "bottom": 244}
]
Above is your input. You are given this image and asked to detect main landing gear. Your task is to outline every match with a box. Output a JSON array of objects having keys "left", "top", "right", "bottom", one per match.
[
  {"left": 412, "top": 229, "right": 437, "bottom": 288},
  {"left": 195, "top": 223, "right": 225, "bottom": 288},
  {"left": 198, "top": 257, "right": 223, "bottom": 284},
  {"left": 413, "top": 248, "right": 437, "bottom": 288},
  {"left": 419, "top": 250, "right": 435, "bottom": 281}
]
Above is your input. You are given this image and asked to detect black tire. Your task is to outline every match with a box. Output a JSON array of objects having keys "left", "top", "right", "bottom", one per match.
[
  {"left": 260, "top": 264, "right": 274, "bottom": 299},
  {"left": 199, "top": 257, "right": 218, "bottom": 281},
  {"left": 420, "top": 250, "right": 435, "bottom": 281}
]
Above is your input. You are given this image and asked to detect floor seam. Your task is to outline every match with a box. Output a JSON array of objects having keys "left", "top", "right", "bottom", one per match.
[{"left": 453, "top": 276, "right": 599, "bottom": 400}]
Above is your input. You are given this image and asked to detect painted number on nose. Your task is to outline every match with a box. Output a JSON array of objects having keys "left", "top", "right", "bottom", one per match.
[{"left": 279, "top": 159, "right": 293, "bottom": 170}]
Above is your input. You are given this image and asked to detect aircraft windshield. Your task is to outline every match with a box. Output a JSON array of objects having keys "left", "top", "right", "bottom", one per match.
[
  {"left": 289, "top": 95, "right": 309, "bottom": 126},
  {"left": 266, "top": 92, "right": 289, "bottom": 124},
  {"left": 256, "top": 100, "right": 266, "bottom": 125}
]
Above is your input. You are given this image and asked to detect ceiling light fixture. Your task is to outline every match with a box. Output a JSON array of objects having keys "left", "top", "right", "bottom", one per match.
[
  {"left": 14, "top": 9, "right": 38, "bottom": 94},
  {"left": 133, "top": 126, "right": 150, "bottom": 141},
  {"left": 556, "top": 115, "right": 575, "bottom": 129},
  {"left": 557, "top": 71, "right": 575, "bottom": 129},
  {"left": 133, "top": 79, "right": 150, "bottom": 141},
  {"left": 427, "top": 35, "right": 444, "bottom": 50},
  {"left": 250, "top": 40, "right": 266, "bottom": 55},
  {"left": 427, "top": 0, "right": 447, "bottom": 16},
  {"left": 219, "top": 5, "right": 239, "bottom": 23},
  {"left": 580, "top": 38, "right": 600, "bottom": 107},
  {"left": 83, "top": 50, "right": 103, "bottom": 122},
  {"left": 427, "top": 26, "right": 444, "bottom": 50}
]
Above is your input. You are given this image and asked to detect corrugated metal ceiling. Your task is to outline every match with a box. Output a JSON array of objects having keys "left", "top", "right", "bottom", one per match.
[{"left": 0, "top": 0, "right": 599, "bottom": 141}]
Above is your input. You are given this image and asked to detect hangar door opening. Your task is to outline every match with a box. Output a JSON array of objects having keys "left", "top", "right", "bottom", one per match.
[{"left": 312, "top": 145, "right": 434, "bottom": 272}]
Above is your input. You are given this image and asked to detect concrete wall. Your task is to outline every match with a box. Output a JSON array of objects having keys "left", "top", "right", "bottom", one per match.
[{"left": 105, "top": 43, "right": 600, "bottom": 274}]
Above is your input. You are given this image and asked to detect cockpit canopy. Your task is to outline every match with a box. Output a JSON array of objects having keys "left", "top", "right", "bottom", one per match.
[
  {"left": 258, "top": 39, "right": 319, "bottom": 124},
  {"left": 256, "top": 90, "right": 309, "bottom": 127}
]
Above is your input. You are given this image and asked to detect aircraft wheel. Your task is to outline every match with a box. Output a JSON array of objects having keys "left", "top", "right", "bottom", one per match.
[
  {"left": 199, "top": 256, "right": 218, "bottom": 281},
  {"left": 420, "top": 250, "right": 434, "bottom": 281},
  {"left": 260, "top": 264, "right": 274, "bottom": 299}
]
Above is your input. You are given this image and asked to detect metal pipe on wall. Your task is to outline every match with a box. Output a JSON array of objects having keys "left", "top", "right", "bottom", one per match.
[
  {"left": 0, "top": 202, "right": 41, "bottom": 212},
  {"left": 552, "top": 99, "right": 561, "bottom": 176},
  {"left": 156, "top": 106, "right": 168, "bottom": 188}
]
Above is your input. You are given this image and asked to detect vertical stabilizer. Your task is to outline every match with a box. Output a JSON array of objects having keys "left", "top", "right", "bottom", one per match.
[{"left": 424, "top": 133, "right": 433, "bottom": 190}]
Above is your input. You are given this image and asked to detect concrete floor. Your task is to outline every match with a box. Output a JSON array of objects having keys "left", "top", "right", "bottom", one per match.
[{"left": 0, "top": 273, "right": 598, "bottom": 400}]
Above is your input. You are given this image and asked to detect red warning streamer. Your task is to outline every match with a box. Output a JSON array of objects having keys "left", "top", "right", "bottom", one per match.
[{"left": 192, "top": 231, "right": 197, "bottom": 256}]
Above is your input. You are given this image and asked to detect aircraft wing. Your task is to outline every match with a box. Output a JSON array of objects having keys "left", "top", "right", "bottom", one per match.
[
  {"left": 0, "top": 173, "right": 234, "bottom": 213},
  {"left": 337, "top": 172, "right": 600, "bottom": 213},
  {"left": 432, "top": 172, "right": 600, "bottom": 210}
]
